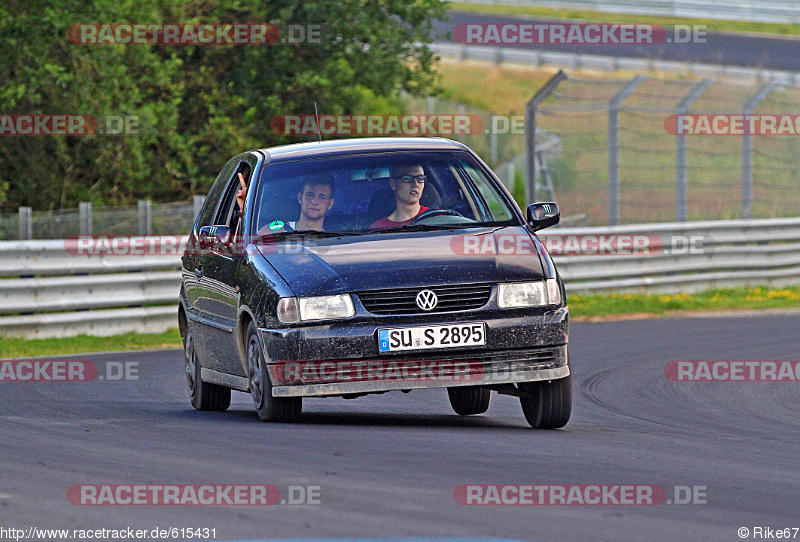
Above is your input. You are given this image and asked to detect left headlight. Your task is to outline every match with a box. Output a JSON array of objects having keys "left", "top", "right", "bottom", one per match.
[
  {"left": 498, "top": 279, "right": 561, "bottom": 308},
  {"left": 278, "top": 294, "right": 355, "bottom": 323}
]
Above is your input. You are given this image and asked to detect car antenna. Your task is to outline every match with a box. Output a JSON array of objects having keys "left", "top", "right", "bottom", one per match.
[{"left": 314, "top": 101, "right": 322, "bottom": 143}]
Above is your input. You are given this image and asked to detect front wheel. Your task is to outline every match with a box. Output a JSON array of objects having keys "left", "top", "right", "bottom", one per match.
[
  {"left": 246, "top": 322, "right": 301, "bottom": 422},
  {"left": 184, "top": 328, "right": 230, "bottom": 411},
  {"left": 448, "top": 386, "right": 491, "bottom": 415},
  {"left": 519, "top": 376, "right": 571, "bottom": 429}
]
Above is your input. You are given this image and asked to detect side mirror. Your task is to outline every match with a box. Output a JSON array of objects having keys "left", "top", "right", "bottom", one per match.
[
  {"left": 526, "top": 202, "right": 560, "bottom": 231},
  {"left": 198, "top": 225, "right": 231, "bottom": 251}
]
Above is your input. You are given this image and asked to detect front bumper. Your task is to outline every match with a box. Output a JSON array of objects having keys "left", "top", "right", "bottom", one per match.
[
  {"left": 259, "top": 306, "right": 569, "bottom": 398},
  {"left": 269, "top": 344, "right": 569, "bottom": 397}
]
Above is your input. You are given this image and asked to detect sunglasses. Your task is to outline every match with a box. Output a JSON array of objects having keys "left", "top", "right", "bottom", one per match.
[{"left": 395, "top": 174, "right": 426, "bottom": 185}]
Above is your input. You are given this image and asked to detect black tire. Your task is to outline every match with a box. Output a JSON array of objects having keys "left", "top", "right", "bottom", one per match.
[
  {"left": 246, "top": 321, "right": 301, "bottom": 422},
  {"left": 184, "top": 328, "right": 231, "bottom": 411},
  {"left": 519, "top": 376, "right": 572, "bottom": 429},
  {"left": 448, "top": 386, "right": 492, "bottom": 416}
]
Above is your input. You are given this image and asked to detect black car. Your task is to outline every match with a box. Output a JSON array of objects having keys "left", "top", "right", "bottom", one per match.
[{"left": 179, "top": 137, "right": 570, "bottom": 428}]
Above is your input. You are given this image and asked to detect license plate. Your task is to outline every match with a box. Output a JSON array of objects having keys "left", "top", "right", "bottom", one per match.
[{"left": 378, "top": 323, "right": 486, "bottom": 353}]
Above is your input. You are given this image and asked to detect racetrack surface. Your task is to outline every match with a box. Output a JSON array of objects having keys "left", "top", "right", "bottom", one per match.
[
  {"left": 437, "top": 12, "right": 800, "bottom": 71},
  {"left": 1, "top": 316, "right": 798, "bottom": 541}
]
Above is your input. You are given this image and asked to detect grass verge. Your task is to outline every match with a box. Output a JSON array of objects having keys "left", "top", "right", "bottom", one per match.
[
  {"left": 436, "top": 61, "right": 565, "bottom": 115},
  {"left": 569, "top": 286, "right": 800, "bottom": 320},
  {"left": 2, "top": 287, "right": 800, "bottom": 357},
  {"left": 448, "top": 3, "right": 800, "bottom": 37},
  {"left": 0, "top": 328, "right": 182, "bottom": 359}
]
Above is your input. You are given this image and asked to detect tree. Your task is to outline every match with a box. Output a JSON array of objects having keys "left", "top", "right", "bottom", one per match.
[{"left": 0, "top": 0, "right": 446, "bottom": 210}]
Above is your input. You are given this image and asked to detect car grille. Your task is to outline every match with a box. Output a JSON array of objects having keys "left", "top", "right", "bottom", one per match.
[
  {"left": 388, "top": 347, "right": 559, "bottom": 367},
  {"left": 357, "top": 284, "right": 493, "bottom": 315}
]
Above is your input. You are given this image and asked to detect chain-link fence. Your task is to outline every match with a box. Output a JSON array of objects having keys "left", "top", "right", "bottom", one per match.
[
  {"left": 0, "top": 198, "right": 204, "bottom": 240},
  {"left": 528, "top": 71, "right": 800, "bottom": 225},
  {"left": 401, "top": 95, "right": 566, "bottom": 216},
  {"left": 92, "top": 204, "right": 142, "bottom": 236}
]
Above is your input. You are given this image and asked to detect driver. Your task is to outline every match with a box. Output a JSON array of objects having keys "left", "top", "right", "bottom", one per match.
[{"left": 369, "top": 164, "right": 428, "bottom": 229}]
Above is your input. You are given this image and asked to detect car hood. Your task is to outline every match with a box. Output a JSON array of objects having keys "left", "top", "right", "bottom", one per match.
[{"left": 257, "top": 226, "right": 546, "bottom": 297}]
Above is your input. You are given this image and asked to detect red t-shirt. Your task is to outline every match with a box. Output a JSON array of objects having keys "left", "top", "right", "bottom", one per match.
[{"left": 370, "top": 206, "right": 429, "bottom": 230}]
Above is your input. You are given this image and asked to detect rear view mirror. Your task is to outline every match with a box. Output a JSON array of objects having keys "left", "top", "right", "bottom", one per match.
[
  {"left": 526, "top": 202, "right": 560, "bottom": 231},
  {"left": 198, "top": 225, "right": 231, "bottom": 250},
  {"left": 351, "top": 167, "right": 391, "bottom": 182}
]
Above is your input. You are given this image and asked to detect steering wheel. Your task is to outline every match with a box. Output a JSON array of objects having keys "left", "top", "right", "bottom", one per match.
[{"left": 409, "top": 208, "right": 465, "bottom": 225}]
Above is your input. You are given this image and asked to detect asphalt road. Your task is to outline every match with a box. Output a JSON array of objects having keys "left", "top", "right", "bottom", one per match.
[
  {"left": 438, "top": 12, "right": 800, "bottom": 71},
  {"left": 1, "top": 315, "right": 799, "bottom": 541}
]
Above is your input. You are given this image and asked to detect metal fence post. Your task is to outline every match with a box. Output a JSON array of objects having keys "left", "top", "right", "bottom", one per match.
[
  {"left": 138, "top": 200, "right": 152, "bottom": 235},
  {"left": 193, "top": 195, "right": 206, "bottom": 221},
  {"left": 490, "top": 112, "right": 498, "bottom": 165},
  {"left": 507, "top": 161, "right": 515, "bottom": 193},
  {"left": 607, "top": 75, "right": 647, "bottom": 225},
  {"left": 427, "top": 96, "right": 435, "bottom": 115},
  {"left": 526, "top": 70, "right": 568, "bottom": 205},
  {"left": 741, "top": 83, "right": 775, "bottom": 219},
  {"left": 675, "top": 79, "right": 713, "bottom": 221},
  {"left": 18, "top": 207, "right": 32, "bottom": 240},
  {"left": 79, "top": 202, "right": 93, "bottom": 235}
]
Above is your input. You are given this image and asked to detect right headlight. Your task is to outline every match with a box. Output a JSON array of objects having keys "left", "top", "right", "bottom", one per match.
[
  {"left": 498, "top": 279, "right": 561, "bottom": 308},
  {"left": 277, "top": 294, "right": 355, "bottom": 323}
]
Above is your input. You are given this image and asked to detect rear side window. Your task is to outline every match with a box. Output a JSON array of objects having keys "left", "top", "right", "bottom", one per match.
[
  {"left": 196, "top": 159, "right": 237, "bottom": 229},
  {"left": 215, "top": 162, "right": 252, "bottom": 228}
]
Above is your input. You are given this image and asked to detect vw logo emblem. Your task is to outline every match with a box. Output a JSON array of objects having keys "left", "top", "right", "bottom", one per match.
[{"left": 416, "top": 289, "right": 438, "bottom": 311}]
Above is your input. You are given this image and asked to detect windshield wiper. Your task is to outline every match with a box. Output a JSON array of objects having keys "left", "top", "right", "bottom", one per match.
[{"left": 369, "top": 224, "right": 464, "bottom": 234}]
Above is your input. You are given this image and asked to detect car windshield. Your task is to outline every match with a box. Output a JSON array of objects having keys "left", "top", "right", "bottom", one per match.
[{"left": 249, "top": 150, "right": 518, "bottom": 235}]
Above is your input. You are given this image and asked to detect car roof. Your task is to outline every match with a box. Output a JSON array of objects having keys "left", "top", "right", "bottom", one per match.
[{"left": 254, "top": 137, "right": 469, "bottom": 164}]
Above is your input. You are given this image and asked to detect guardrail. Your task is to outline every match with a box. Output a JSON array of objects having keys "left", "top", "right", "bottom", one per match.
[
  {"left": 2, "top": 218, "right": 800, "bottom": 338},
  {"left": 449, "top": 0, "right": 800, "bottom": 25},
  {"left": 432, "top": 43, "right": 800, "bottom": 87},
  {"left": 0, "top": 238, "right": 185, "bottom": 339},
  {"left": 542, "top": 217, "right": 800, "bottom": 293}
]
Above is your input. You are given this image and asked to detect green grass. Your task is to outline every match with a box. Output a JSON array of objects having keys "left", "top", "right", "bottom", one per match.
[
  {"left": 448, "top": 3, "right": 800, "bottom": 37},
  {"left": 569, "top": 286, "right": 800, "bottom": 319},
  {"left": 0, "top": 328, "right": 182, "bottom": 359}
]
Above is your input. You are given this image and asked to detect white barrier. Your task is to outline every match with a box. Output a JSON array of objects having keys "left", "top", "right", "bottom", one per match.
[
  {"left": 433, "top": 43, "right": 800, "bottom": 87},
  {"left": 1, "top": 218, "right": 800, "bottom": 338},
  {"left": 448, "top": 0, "right": 800, "bottom": 25}
]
